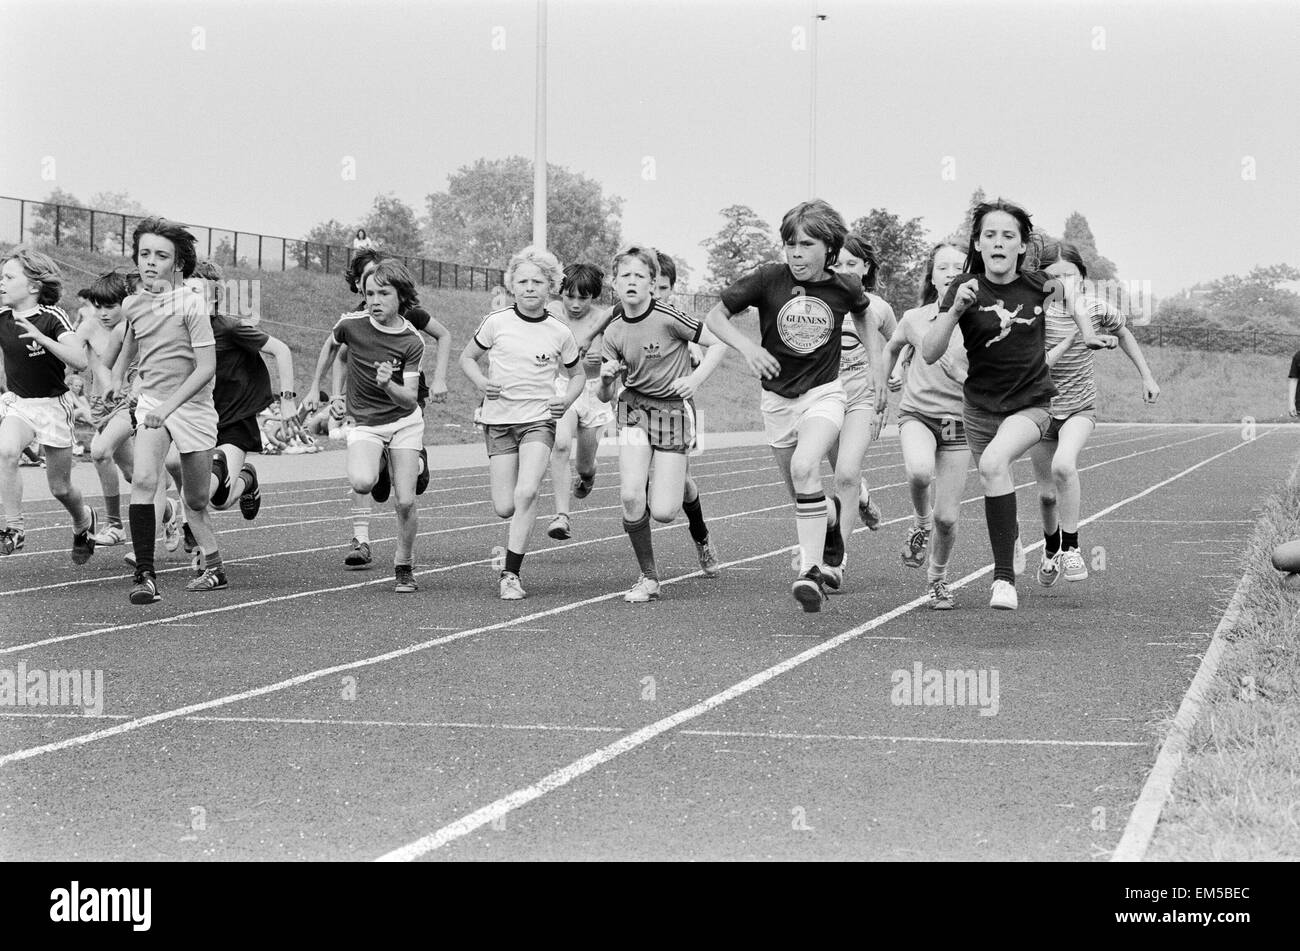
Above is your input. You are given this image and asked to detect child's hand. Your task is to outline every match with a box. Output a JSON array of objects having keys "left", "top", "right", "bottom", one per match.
[
  {"left": 599, "top": 359, "right": 624, "bottom": 383},
  {"left": 669, "top": 373, "right": 701, "bottom": 399},
  {"left": 375, "top": 360, "right": 395, "bottom": 386},
  {"left": 12, "top": 314, "right": 44, "bottom": 343},
  {"left": 429, "top": 379, "right": 448, "bottom": 403},
  {"left": 1084, "top": 334, "right": 1119, "bottom": 350},
  {"left": 1142, "top": 376, "right": 1161, "bottom": 404},
  {"left": 950, "top": 279, "right": 979, "bottom": 315},
  {"left": 887, "top": 373, "right": 904, "bottom": 393},
  {"left": 547, "top": 393, "right": 568, "bottom": 418},
  {"left": 741, "top": 342, "right": 781, "bottom": 380},
  {"left": 482, "top": 379, "right": 502, "bottom": 399}
]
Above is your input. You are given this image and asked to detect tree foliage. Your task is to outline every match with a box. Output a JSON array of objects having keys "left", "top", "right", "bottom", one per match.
[
  {"left": 850, "top": 208, "right": 931, "bottom": 314},
  {"left": 699, "top": 204, "right": 781, "bottom": 290}
]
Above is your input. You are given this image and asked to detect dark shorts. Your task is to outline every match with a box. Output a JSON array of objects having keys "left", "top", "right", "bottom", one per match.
[
  {"left": 88, "top": 394, "right": 136, "bottom": 434},
  {"left": 962, "top": 402, "right": 1052, "bottom": 458},
  {"left": 616, "top": 389, "right": 696, "bottom": 454},
  {"left": 1041, "top": 406, "right": 1097, "bottom": 442},
  {"left": 897, "top": 410, "right": 967, "bottom": 453},
  {"left": 217, "top": 414, "right": 264, "bottom": 454},
  {"left": 484, "top": 418, "right": 557, "bottom": 457}
]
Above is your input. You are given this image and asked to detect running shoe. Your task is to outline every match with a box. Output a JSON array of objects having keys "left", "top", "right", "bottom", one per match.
[
  {"left": 858, "top": 481, "right": 882, "bottom": 530},
  {"left": 695, "top": 538, "right": 720, "bottom": 578},
  {"left": 1037, "top": 552, "right": 1062, "bottom": 587},
  {"left": 123, "top": 551, "right": 136, "bottom": 569},
  {"left": 344, "top": 537, "right": 372, "bottom": 569},
  {"left": 371, "top": 449, "right": 392, "bottom": 503},
  {"left": 209, "top": 450, "right": 232, "bottom": 507},
  {"left": 186, "top": 567, "right": 228, "bottom": 592},
  {"left": 416, "top": 448, "right": 430, "bottom": 495},
  {"left": 71, "top": 508, "right": 97, "bottom": 565},
  {"left": 823, "top": 498, "right": 845, "bottom": 568},
  {"left": 821, "top": 561, "right": 844, "bottom": 594},
  {"left": 163, "top": 499, "right": 181, "bottom": 552},
  {"left": 129, "top": 570, "right": 161, "bottom": 604},
  {"left": 989, "top": 579, "right": 1018, "bottom": 611},
  {"left": 547, "top": 513, "right": 572, "bottom": 540},
  {"left": 572, "top": 471, "right": 596, "bottom": 499},
  {"left": 498, "top": 570, "right": 526, "bottom": 600},
  {"left": 792, "top": 566, "right": 829, "bottom": 613},
  {"left": 394, "top": 565, "right": 418, "bottom": 593},
  {"left": 1, "top": 528, "right": 26, "bottom": 555},
  {"left": 1061, "top": 548, "right": 1089, "bottom": 582},
  {"left": 624, "top": 574, "right": 660, "bottom": 603},
  {"left": 238, "top": 463, "right": 260, "bottom": 520},
  {"left": 182, "top": 522, "right": 198, "bottom": 554},
  {"left": 1012, "top": 534, "right": 1025, "bottom": 577},
  {"left": 901, "top": 527, "right": 931, "bottom": 568},
  {"left": 92, "top": 523, "right": 126, "bottom": 546},
  {"left": 928, "top": 579, "right": 955, "bottom": 611}
]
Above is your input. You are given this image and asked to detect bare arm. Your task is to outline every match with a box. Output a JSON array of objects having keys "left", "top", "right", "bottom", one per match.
[
  {"left": 669, "top": 326, "right": 729, "bottom": 399},
  {"left": 1115, "top": 326, "right": 1159, "bottom": 403},
  {"left": 306, "top": 334, "right": 342, "bottom": 410},
  {"left": 703, "top": 302, "right": 780, "bottom": 380},
  {"left": 459, "top": 339, "right": 498, "bottom": 399},
  {"left": 421, "top": 318, "right": 451, "bottom": 401}
]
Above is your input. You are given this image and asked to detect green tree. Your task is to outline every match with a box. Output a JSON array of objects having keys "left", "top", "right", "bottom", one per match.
[
  {"left": 849, "top": 208, "right": 930, "bottom": 314},
  {"left": 85, "top": 191, "right": 153, "bottom": 256},
  {"left": 945, "top": 186, "right": 987, "bottom": 247},
  {"left": 1061, "top": 212, "right": 1117, "bottom": 281},
  {"left": 362, "top": 193, "right": 422, "bottom": 255},
  {"left": 1203, "top": 264, "right": 1300, "bottom": 331},
  {"left": 27, "top": 188, "right": 87, "bottom": 247},
  {"left": 303, "top": 218, "right": 355, "bottom": 270},
  {"left": 700, "top": 204, "right": 781, "bottom": 290},
  {"left": 422, "top": 156, "right": 623, "bottom": 268}
]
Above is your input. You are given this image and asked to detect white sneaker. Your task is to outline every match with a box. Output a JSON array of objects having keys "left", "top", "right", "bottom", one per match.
[
  {"left": 92, "top": 524, "right": 126, "bottom": 546},
  {"left": 1061, "top": 548, "right": 1089, "bottom": 582},
  {"left": 498, "top": 571, "right": 526, "bottom": 600},
  {"left": 1037, "top": 552, "right": 1061, "bottom": 587},
  {"left": 990, "top": 579, "right": 1018, "bottom": 610},
  {"left": 1012, "top": 534, "right": 1025, "bottom": 576},
  {"left": 163, "top": 500, "right": 181, "bottom": 552},
  {"left": 624, "top": 575, "right": 660, "bottom": 603}
]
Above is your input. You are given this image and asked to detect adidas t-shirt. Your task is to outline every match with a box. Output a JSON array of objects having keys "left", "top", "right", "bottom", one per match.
[
  {"left": 940, "top": 271, "right": 1057, "bottom": 414},
  {"left": 719, "top": 262, "right": 869, "bottom": 399},
  {"left": 1044, "top": 298, "right": 1125, "bottom": 415},
  {"left": 0, "top": 305, "right": 76, "bottom": 398},
  {"left": 331, "top": 312, "right": 425, "bottom": 427},
  {"left": 472, "top": 306, "right": 580, "bottom": 425},
  {"left": 602, "top": 300, "right": 702, "bottom": 400}
]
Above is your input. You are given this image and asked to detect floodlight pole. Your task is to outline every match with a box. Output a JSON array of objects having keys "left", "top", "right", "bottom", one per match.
[
  {"left": 533, "top": 0, "right": 548, "bottom": 249},
  {"left": 809, "top": 12, "right": 827, "bottom": 197}
]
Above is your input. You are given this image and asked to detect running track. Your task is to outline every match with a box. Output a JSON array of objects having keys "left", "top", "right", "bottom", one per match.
[{"left": 0, "top": 424, "right": 1294, "bottom": 860}]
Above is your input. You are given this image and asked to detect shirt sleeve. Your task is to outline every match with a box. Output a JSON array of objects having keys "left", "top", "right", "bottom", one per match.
[
  {"left": 845, "top": 277, "right": 870, "bottom": 313},
  {"left": 471, "top": 313, "right": 495, "bottom": 350},
  {"left": 667, "top": 309, "right": 703, "bottom": 343},
  {"left": 718, "top": 265, "right": 771, "bottom": 316},
  {"left": 559, "top": 326, "right": 580, "bottom": 368},
  {"left": 402, "top": 335, "right": 425, "bottom": 379},
  {"left": 939, "top": 274, "right": 965, "bottom": 313},
  {"left": 1290, "top": 353, "right": 1300, "bottom": 379},
  {"left": 405, "top": 307, "right": 431, "bottom": 333},
  {"left": 38, "top": 307, "right": 76, "bottom": 340},
  {"left": 231, "top": 320, "right": 271, "bottom": 353},
  {"left": 600, "top": 323, "right": 621, "bottom": 364},
  {"left": 184, "top": 295, "right": 216, "bottom": 348},
  {"left": 331, "top": 315, "right": 351, "bottom": 346}
]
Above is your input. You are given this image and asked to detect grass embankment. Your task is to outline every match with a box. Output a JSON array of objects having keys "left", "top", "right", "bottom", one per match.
[{"left": 1143, "top": 456, "right": 1300, "bottom": 860}]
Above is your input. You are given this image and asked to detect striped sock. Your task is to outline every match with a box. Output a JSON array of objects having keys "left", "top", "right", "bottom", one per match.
[{"left": 794, "top": 492, "right": 827, "bottom": 573}]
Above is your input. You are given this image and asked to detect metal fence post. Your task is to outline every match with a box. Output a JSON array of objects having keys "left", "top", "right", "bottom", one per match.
[
  {"left": 258, "top": 235, "right": 263, "bottom": 271},
  {"left": 282, "top": 241, "right": 286, "bottom": 271},
  {"left": 325, "top": 245, "right": 331, "bottom": 274},
  {"left": 421, "top": 259, "right": 426, "bottom": 284},
  {"left": 233, "top": 233, "right": 238, "bottom": 267},
  {"left": 54, "top": 204, "right": 61, "bottom": 245},
  {"left": 89, "top": 210, "right": 95, "bottom": 251},
  {"left": 18, "top": 200, "right": 24, "bottom": 241}
]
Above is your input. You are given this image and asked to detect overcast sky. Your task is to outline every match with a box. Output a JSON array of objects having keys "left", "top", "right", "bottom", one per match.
[{"left": 2, "top": 0, "right": 1296, "bottom": 297}]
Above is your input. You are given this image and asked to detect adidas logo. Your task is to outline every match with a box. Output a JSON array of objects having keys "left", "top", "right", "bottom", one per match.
[
  {"left": 643, "top": 341, "right": 662, "bottom": 358},
  {"left": 25, "top": 340, "right": 45, "bottom": 357},
  {"left": 534, "top": 353, "right": 552, "bottom": 366}
]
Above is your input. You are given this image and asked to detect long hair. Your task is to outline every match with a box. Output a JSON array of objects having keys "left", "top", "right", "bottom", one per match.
[
  {"left": 1036, "top": 240, "right": 1088, "bottom": 279},
  {"left": 841, "top": 234, "right": 880, "bottom": 292},
  {"left": 4, "top": 246, "right": 63, "bottom": 305},
  {"left": 918, "top": 243, "right": 965, "bottom": 306},
  {"left": 131, "top": 217, "right": 199, "bottom": 278},
  {"left": 780, "top": 199, "right": 848, "bottom": 271},
  {"left": 963, "top": 199, "right": 1033, "bottom": 276},
  {"left": 361, "top": 259, "right": 419, "bottom": 314}
]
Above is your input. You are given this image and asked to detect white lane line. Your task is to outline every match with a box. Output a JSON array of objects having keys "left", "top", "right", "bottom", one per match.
[
  {"left": 677, "top": 729, "right": 1146, "bottom": 748},
  {"left": 1110, "top": 568, "right": 1255, "bottom": 862},
  {"left": 184, "top": 715, "right": 625, "bottom": 734},
  {"left": 371, "top": 432, "right": 1265, "bottom": 861},
  {"left": 0, "top": 430, "right": 1232, "bottom": 769}
]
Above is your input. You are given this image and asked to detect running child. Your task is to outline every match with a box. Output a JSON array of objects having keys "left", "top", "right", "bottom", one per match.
[
  {"left": 1032, "top": 241, "right": 1159, "bottom": 586},
  {"left": 307, "top": 260, "right": 426, "bottom": 593},
  {"left": 704, "top": 199, "right": 884, "bottom": 612},
  {"left": 0, "top": 247, "right": 99, "bottom": 560},
  {"left": 115, "top": 218, "right": 225, "bottom": 602},
  {"left": 459, "top": 246, "right": 583, "bottom": 600},
  {"left": 599, "top": 246, "right": 727, "bottom": 602},
  {"left": 877, "top": 242, "right": 970, "bottom": 609},
  {"left": 544, "top": 263, "right": 613, "bottom": 541},
  {"left": 921, "top": 200, "right": 1111, "bottom": 611}
]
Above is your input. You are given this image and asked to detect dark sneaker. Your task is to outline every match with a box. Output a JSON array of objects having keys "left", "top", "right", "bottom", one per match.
[
  {"left": 901, "top": 527, "right": 931, "bottom": 568},
  {"left": 695, "top": 539, "right": 720, "bottom": 578},
  {"left": 182, "top": 522, "right": 198, "bottom": 554},
  {"left": 858, "top": 485, "right": 882, "bottom": 531},
  {"left": 238, "top": 463, "right": 261, "bottom": 520},
  {"left": 371, "top": 450, "right": 392, "bottom": 503},
  {"left": 71, "top": 508, "right": 97, "bottom": 565},
  {"left": 572, "top": 471, "right": 596, "bottom": 499},
  {"left": 928, "top": 579, "right": 955, "bottom": 611},
  {"left": 791, "top": 566, "right": 828, "bottom": 613},
  {"left": 129, "top": 570, "right": 161, "bottom": 604},
  {"left": 394, "top": 565, "right": 418, "bottom": 593},
  {"left": 209, "top": 449, "right": 232, "bottom": 507},
  {"left": 186, "top": 567, "right": 228, "bottom": 591},
  {"left": 822, "top": 498, "right": 844, "bottom": 568},
  {"left": 0, "top": 527, "right": 24, "bottom": 555},
  {"left": 416, "top": 448, "right": 430, "bottom": 495},
  {"left": 344, "top": 537, "right": 372, "bottom": 570}
]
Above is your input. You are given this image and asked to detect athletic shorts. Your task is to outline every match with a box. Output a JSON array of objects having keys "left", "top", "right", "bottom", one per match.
[
  {"left": 348, "top": 407, "right": 424, "bottom": 452},
  {"left": 1041, "top": 406, "right": 1097, "bottom": 442},
  {"left": 898, "top": 410, "right": 967, "bottom": 453},
  {"left": 88, "top": 393, "right": 136, "bottom": 434},
  {"left": 0, "top": 393, "right": 76, "bottom": 449},
  {"left": 761, "top": 379, "right": 846, "bottom": 449},
  {"left": 841, "top": 362, "right": 875, "bottom": 413},
  {"left": 484, "top": 418, "right": 557, "bottom": 457},
  {"left": 135, "top": 392, "right": 218, "bottom": 454},
  {"left": 962, "top": 402, "right": 1051, "bottom": 458},
  {"left": 217, "top": 414, "right": 264, "bottom": 454},
  {"left": 555, "top": 377, "right": 615, "bottom": 429},
  {"left": 616, "top": 389, "right": 696, "bottom": 454}
]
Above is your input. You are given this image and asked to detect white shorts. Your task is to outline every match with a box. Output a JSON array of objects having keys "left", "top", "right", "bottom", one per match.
[
  {"left": 348, "top": 407, "right": 424, "bottom": 452},
  {"left": 761, "top": 379, "right": 846, "bottom": 449},
  {"left": 0, "top": 393, "right": 76, "bottom": 449},
  {"left": 136, "top": 392, "right": 218, "bottom": 454},
  {"left": 556, "top": 377, "right": 614, "bottom": 429},
  {"left": 841, "top": 362, "right": 875, "bottom": 413}
]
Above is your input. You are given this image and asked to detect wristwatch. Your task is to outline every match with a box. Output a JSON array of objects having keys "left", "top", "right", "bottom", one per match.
[{"left": 279, "top": 391, "right": 297, "bottom": 399}]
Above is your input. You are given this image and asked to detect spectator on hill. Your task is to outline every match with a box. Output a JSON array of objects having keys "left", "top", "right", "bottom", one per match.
[{"left": 351, "top": 229, "right": 376, "bottom": 260}]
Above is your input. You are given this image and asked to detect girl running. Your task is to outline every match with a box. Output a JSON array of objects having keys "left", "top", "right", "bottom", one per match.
[
  {"left": 1032, "top": 241, "right": 1159, "bottom": 586},
  {"left": 921, "top": 200, "right": 1111, "bottom": 611},
  {"left": 704, "top": 199, "right": 883, "bottom": 612},
  {"left": 598, "top": 246, "right": 727, "bottom": 602},
  {"left": 878, "top": 243, "right": 969, "bottom": 609},
  {"left": 459, "top": 246, "right": 583, "bottom": 600}
]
